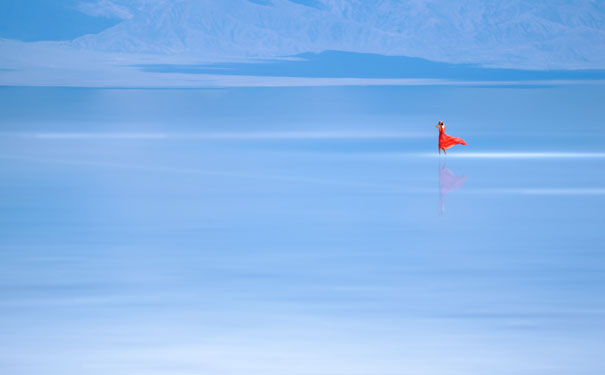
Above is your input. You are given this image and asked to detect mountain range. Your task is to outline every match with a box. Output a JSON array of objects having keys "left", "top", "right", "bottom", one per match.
[{"left": 69, "top": 0, "right": 605, "bottom": 69}]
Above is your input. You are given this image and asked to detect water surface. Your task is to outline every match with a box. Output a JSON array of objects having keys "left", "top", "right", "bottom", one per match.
[{"left": 1, "top": 84, "right": 604, "bottom": 374}]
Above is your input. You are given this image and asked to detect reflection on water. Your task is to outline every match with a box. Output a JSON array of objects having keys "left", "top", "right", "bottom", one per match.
[
  {"left": 1, "top": 86, "right": 605, "bottom": 375},
  {"left": 438, "top": 158, "right": 467, "bottom": 215}
]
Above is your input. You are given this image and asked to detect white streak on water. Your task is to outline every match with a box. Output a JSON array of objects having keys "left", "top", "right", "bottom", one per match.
[
  {"left": 439, "top": 152, "right": 605, "bottom": 159},
  {"left": 363, "top": 152, "right": 605, "bottom": 159},
  {"left": 1, "top": 155, "right": 603, "bottom": 196},
  {"left": 459, "top": 188, "right": 605, "bottom": 196},
  {"left": 0, "top": 131, "right": 432, "bottom": 140},
  {"left": 517, "top": 188, "right": 605, "bottom": 195}
]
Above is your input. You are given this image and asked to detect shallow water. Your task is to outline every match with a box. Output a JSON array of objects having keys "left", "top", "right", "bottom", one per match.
[{"left": 1, "top": 85, "right": 604, "bottom": 374}]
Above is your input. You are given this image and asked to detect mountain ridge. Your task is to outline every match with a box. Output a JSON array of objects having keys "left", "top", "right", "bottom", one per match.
[{"left": 69, "top": 0, "right": 605, "bottom": 69}]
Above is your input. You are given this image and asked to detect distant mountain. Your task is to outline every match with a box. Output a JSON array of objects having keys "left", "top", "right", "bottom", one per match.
[{"left": 70, "top": 0, "right": 605, "bottom": 69}]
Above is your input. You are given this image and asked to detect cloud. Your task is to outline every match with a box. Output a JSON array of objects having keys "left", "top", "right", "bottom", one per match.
[{"left": 77, "top": 0, "right": 133, "bottom": 20}]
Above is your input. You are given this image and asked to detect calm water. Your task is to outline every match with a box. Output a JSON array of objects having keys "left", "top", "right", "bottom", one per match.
[{"left": 1, "top": 85, "right": 604, "bottom": 374}]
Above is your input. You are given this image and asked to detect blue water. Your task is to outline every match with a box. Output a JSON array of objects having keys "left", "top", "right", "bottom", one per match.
[
  {"left": 1, "top": 84, "right": 604, "bottom": 374},
  {"left": 138, "top": 50, "right": 605, "bottom": 81}
]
